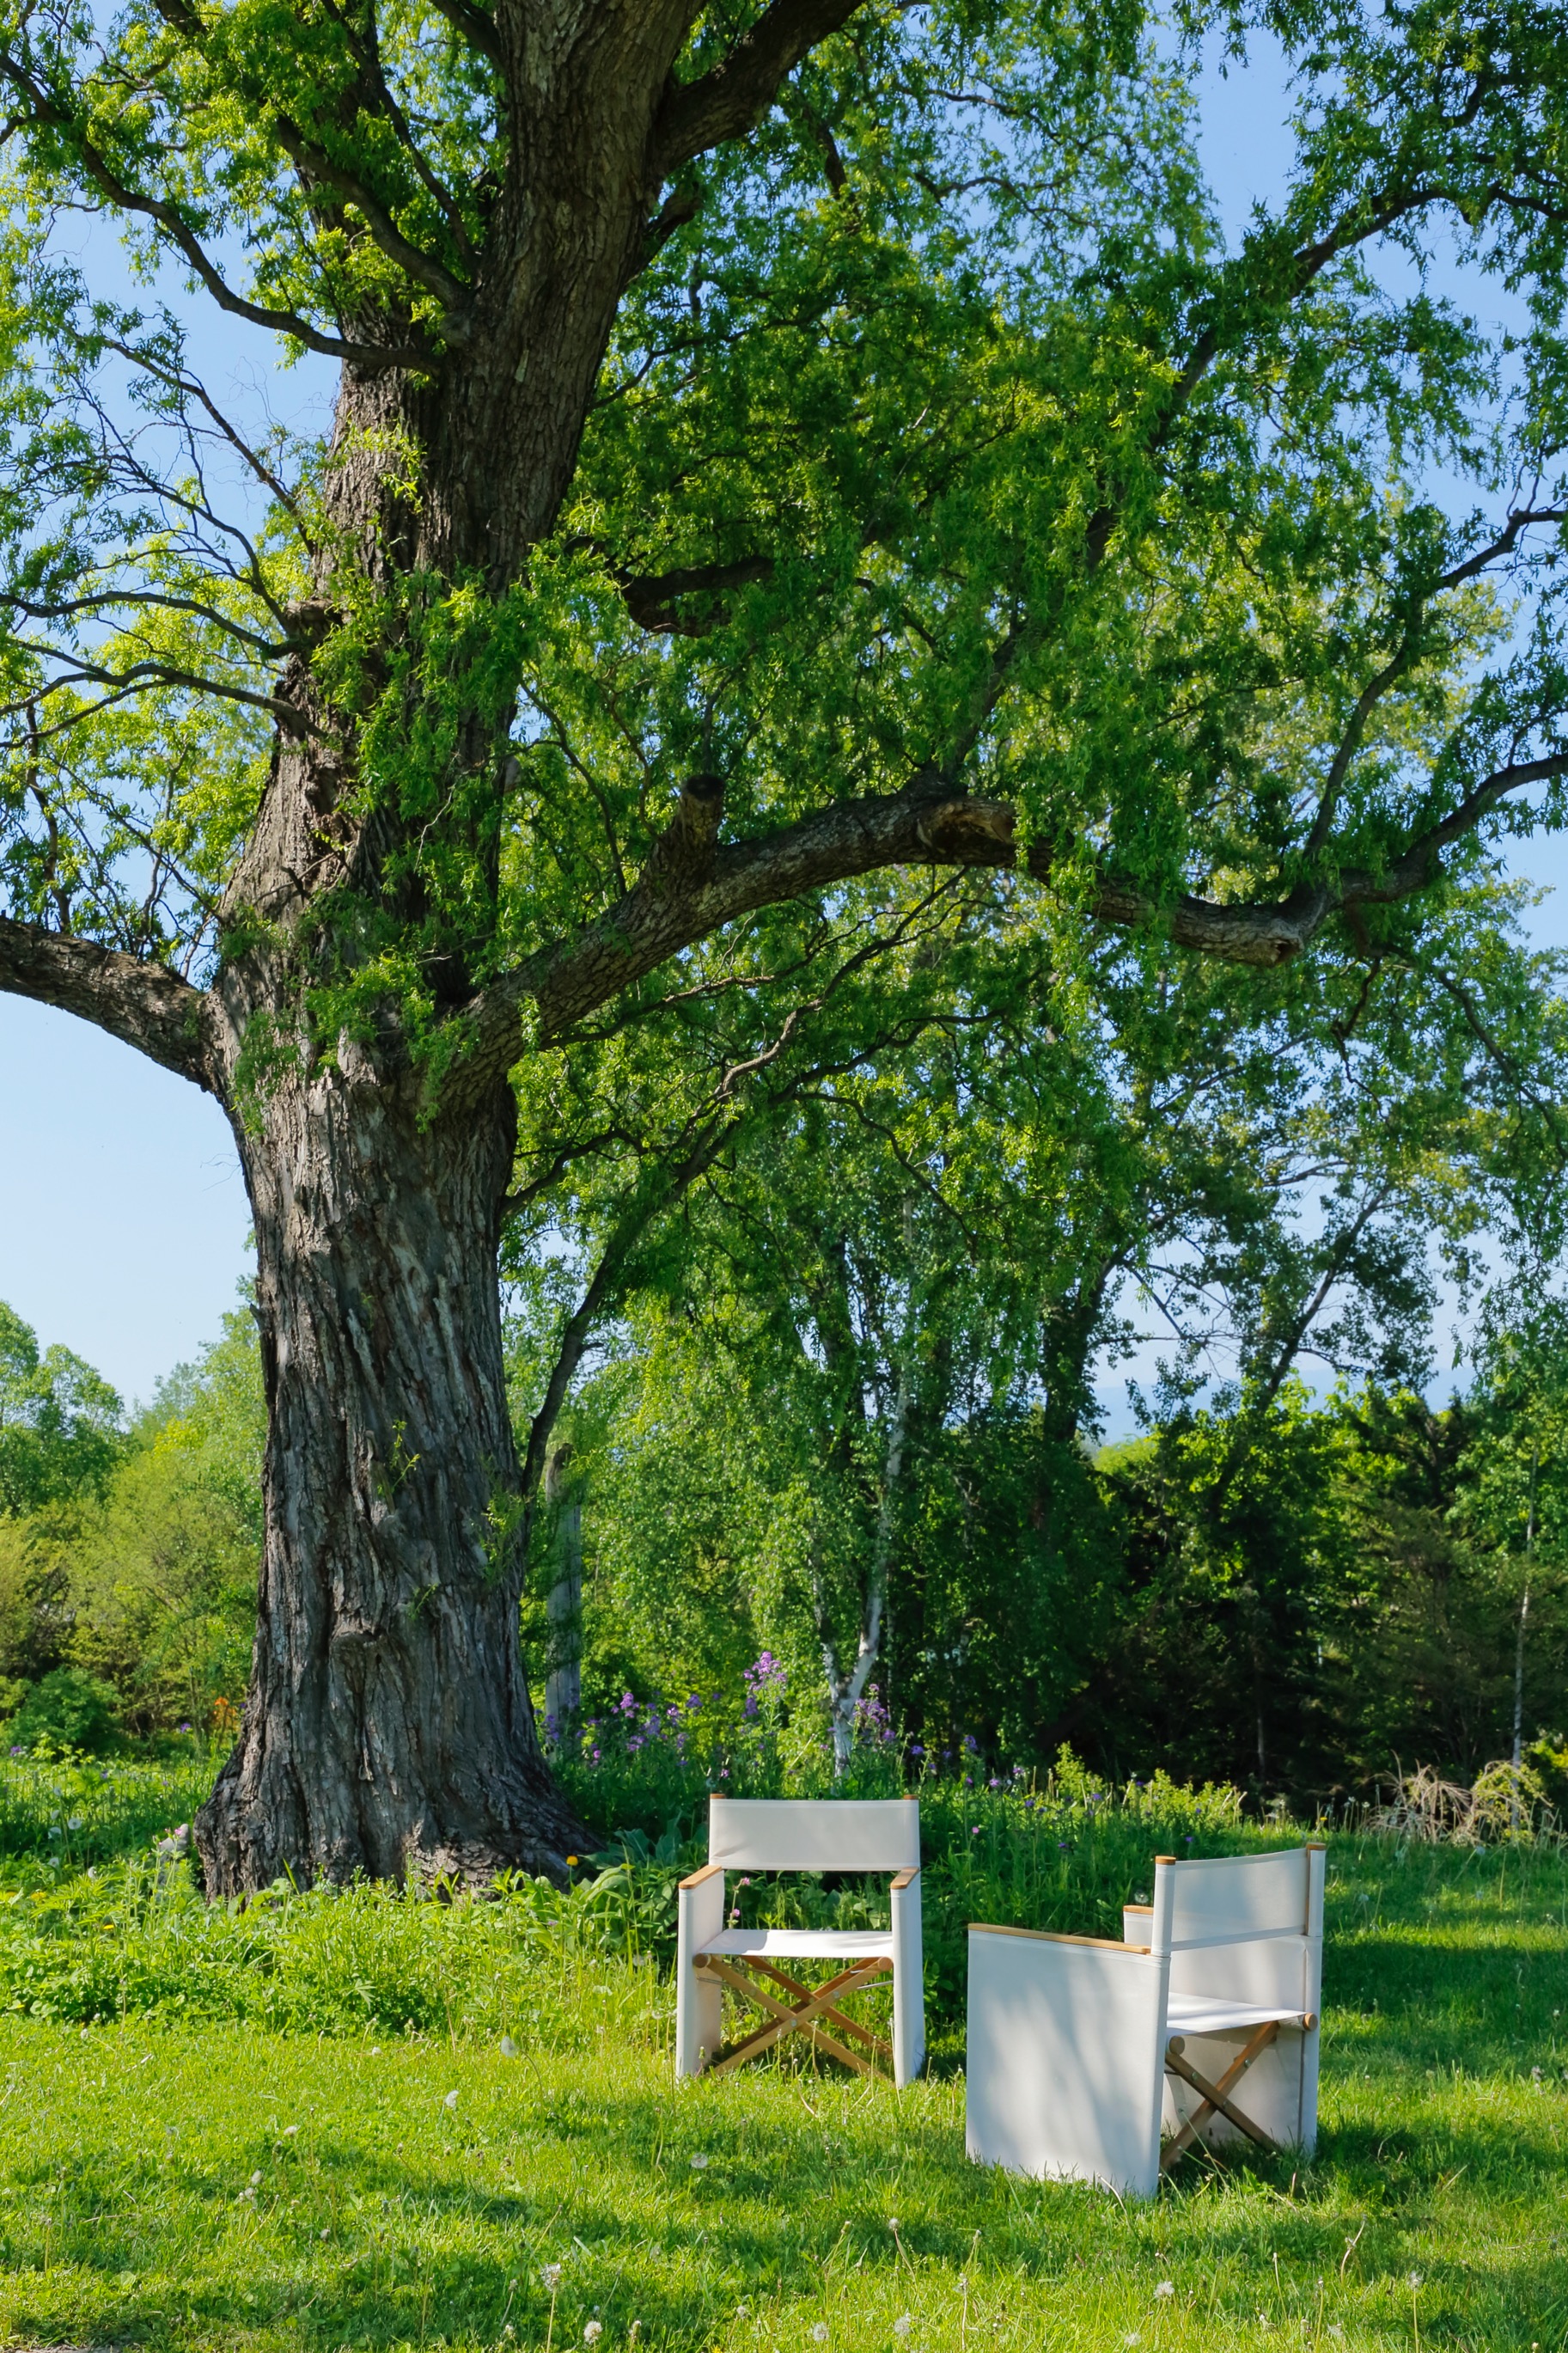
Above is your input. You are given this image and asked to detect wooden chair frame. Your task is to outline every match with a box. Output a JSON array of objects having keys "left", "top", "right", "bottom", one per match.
[{"left": 695, "top": 1948, "right": 897, "bottom": 2078}]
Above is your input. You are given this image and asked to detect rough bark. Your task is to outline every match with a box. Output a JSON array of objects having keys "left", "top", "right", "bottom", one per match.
[{"left": 195, "top": 1054, "right": 586, "bottom": 1892}]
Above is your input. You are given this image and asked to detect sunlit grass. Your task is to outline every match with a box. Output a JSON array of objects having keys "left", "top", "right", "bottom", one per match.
[{"left": 0, "top": 1833, "right": 1562, "bottom": 2351}]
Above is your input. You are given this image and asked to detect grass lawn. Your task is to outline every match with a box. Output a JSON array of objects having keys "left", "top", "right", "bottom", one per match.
[{"left": 0, "top": 1834, "right": 1564, "bottom": 2353}]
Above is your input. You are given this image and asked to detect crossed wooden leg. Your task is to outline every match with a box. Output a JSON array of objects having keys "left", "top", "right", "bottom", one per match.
[
  {"left": 1160, "top": 2020, "right": 1280, "bottom": 2170},
  {"left": 694, "top": 1953, "right": 894, "bottom": 2079}
]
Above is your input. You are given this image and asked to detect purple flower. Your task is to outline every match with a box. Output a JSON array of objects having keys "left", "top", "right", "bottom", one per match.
[
  {"left": 911, "top": 1745, "right": 924, "bottom": 1757},
  {"left": 971, "top": 1826, "right": 981, "bottom": 1837}
]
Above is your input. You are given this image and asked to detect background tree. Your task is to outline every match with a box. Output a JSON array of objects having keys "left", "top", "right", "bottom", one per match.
[
  {"left": 543, "top": 869, "right": 1568, "bottom": 1777},
  {"left": 0, "top": 0, "right": 1566, "bottom": 1885}
]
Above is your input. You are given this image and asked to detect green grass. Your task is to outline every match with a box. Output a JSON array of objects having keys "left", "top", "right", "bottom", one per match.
[
  {"left": 0, "top": 1748, "right": 212, "bottom": 1867},
  {"left": 0, "top": 1833, "right": 1564, "bottom": 2353}
]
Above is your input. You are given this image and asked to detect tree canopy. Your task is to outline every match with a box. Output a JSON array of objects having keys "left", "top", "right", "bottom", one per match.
[{"left": 0, "top": 0, "right": 1566, "bottom": 1885}]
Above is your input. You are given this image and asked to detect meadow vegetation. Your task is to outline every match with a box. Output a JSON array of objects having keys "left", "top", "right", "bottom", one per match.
[{"left": 0, "top": 1752, "right": 1563, "bottom": 2352}]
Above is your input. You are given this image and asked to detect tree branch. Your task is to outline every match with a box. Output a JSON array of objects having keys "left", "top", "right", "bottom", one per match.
[
  {"left": 442, "top": 738, "right": 1568, "bottom": 1110},
  {"left": 617, "top": 553, "right": 776, "bottom": 633},
  {"left": 424, "top": 0, "right": 503, "bottom": 71},
  {"left": 651, "top": 0, "right": 868, "bottom": 179},
  {"left": 0, "top": 54, "right": 430, "bottom": 371},
  {"left": 0, "top": 917, "right": 216, "bottom": 1090},
  {"left": 271, "top": 113, "right": 472, "bottom": 320}
]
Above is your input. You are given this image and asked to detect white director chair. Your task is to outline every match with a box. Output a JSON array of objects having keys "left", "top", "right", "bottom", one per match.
[
  {"left": 966, "top": 1843, "right": 1325, "bottom": 2197},
  {"left": 675, "top": 1796, "right": 924, "bottom": 2087}
]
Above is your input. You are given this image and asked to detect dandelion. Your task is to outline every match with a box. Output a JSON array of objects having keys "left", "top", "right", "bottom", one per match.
[
  {"left": 1326, "top": 2330, "right": 1344, "bottom": 2342},
  {"left": 543, "top": 2264, "right": 564, "bottom": 2292},
  {"left": 283, "top": 2124, "right": 299, "bottom": 2136},
  {"left": 501, "top": 2035, "right": 521, "bottom": 2058},
  {"left": 1154, "top": 2283, "right": 1174, "bottom": 2300},
  {"left": 1125, "top": 2336, "right": 1141, "bottom": 2347},
  {"left": 894, "top": 2319, "right": 912, "bottom": 2338},
  {"left": 689, "top": 2152, "right": 710, "bottom": 2169},
  {"left": 250, "top": 2170, "right": 263, "bottom": 2185},
  {"left": 736, "top": 2305, "right": 750, "bottom": 2319},
  {"left": 812, "top": 2327, "right": 829, "bottom": 2344},
  {"left": 887, "top": 2217, "right": 900, "bottom": 2232},
  {"left": 584, "top": 2325, "right": 603, "bottom": 2344},
  {"left": 320, "top": 2228, "right": 330, "bottom": 2240},
  {"left": 1408, "top": 2273, "right": 1423, "bottom": 2289},
  {"left": 443, "top": 2089, "right": 460, "bottom": 2108},
  {"left": 567, "top": 1854, "right": 580, "bottom": 1867}
]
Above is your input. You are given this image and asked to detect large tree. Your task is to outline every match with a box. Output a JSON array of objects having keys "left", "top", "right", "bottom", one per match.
[{"left": 0, "top": 0, "right": 1565, "bottom": 1890}]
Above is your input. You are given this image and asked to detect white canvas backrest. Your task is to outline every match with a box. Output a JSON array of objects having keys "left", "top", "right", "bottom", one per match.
[
  {"left": 708, "top": 1796, "right": 920, "bottom": 1873},
  {"left": 1162, "top": 1845, "right": 1325, "bottom": 2013},
  {"left": 1167, "top": 1848, "right": 1311, "bottom": 1950}
]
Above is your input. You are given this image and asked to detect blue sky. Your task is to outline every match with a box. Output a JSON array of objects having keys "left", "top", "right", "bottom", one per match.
[{"left": 2, "top": 23, "right": 1566, "bottom": 1411}]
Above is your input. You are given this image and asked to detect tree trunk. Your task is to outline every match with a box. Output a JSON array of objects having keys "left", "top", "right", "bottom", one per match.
[
  {"left": 544, "top": 1441, "right": 583, "bottom": 1736},
  {"left": 195, "top": 1057, "right": 585, "bottom": 1894}
]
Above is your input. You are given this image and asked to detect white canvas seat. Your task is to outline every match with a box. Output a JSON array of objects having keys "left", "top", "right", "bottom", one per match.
[
  {"left": 699, "top": 1928, "right": 896, "bottom": 1958},
  {"left": 675, "top": 1796, "right": 924, "bottom": 2086},
  {"left": 966, "top": 1843, "right": 1325, "bottom": 2197}
]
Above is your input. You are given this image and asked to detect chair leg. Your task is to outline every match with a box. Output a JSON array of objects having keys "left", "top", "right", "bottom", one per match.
[
  {"left": 695, "top": 1956, "right": 894, "bottom": 2078},
  {"left": 1161, "top": 2021, "right": 1280, "bottom": 2167},
  {"left": 744, "top": 1957, "right": 895, "bottom": 2067}
]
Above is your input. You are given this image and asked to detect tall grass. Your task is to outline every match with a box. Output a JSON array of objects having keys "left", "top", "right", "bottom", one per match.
[
  {"left": 0, "top": 1745, "right": 210, "bottom": 1865},
  {"left": 0, "top": 1749, "right": 1271, "bottom": 2044}
]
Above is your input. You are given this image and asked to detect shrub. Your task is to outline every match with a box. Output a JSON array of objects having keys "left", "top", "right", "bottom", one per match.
[{"left": 6, "top": 1667, "right": 122, "bottom": 1754}]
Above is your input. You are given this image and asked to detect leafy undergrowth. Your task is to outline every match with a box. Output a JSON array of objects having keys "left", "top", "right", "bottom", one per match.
[
  {"left": 0, "top": 1769, "right": 1255, "bottom": 2043},
  {"left": 0, "top": 1838, "right": 1562, "bottom": 2352}
]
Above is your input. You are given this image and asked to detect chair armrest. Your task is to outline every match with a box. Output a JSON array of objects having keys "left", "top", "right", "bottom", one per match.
[
  {"left": 970, "top": 1922, "right": 1148, "bottom": 1954},
  {"left": 890, "top": 1867, "right": 920, "bottom": 1893},
  {"left": 678, "top": 1861, "right": 724, "bottom": 1891}
]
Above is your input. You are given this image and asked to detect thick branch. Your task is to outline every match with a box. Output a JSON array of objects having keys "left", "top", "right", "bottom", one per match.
[
  {"left": 618, "top": 554, "right": 776, "bottom": 633},
  {"left": 446, "top": 738, "right": 1568, "bottom": 1105},
  {"left": 0, "top": 918, "right": 215, "bottom": 1090},
  {"left": 424, "top": 0, "right": 502, "bottom": 70},
  {"left": 272, "top": 113, "right": 472, "bottom": 319},
  {"left": 652, "top": 0, "right": 867, "bottom": 178}
]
